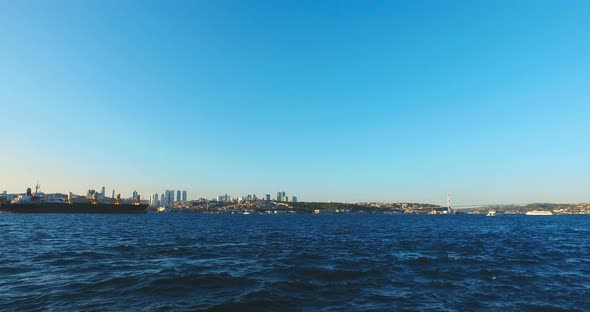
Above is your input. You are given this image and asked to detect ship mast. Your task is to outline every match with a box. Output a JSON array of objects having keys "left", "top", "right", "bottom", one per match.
[{"left": 35, "top": 181, "right": 40, "bottom": 195}]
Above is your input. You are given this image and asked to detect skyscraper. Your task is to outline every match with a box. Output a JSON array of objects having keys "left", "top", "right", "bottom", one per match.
[
  {"left": 112, "top": 190, "right": 115, "bottom": 199},
  {"left": 182, "top": 190, "right": 187, "bottom": 202},
  {"left": 132, "top": 190, "right": 138, "bottom": 199},
  {"left": 161, "top": 194, "right": 166, "bottom": 206},
  {"left": 177, "top": 190, "right": 181, "bottom": 202},
  {"left": 101, "top": 186, "right": 105, "bottom": 197},
  {"left": 265, "top": 194, "right": 271, "bottom": 201},
  {"left": 292, "top": 196, "right": 298, "bottom": 203},
  {"left": 165, "top": 190, "right": 174, "bottom": 203},
  {"left": 217, "top": 194, "right": 230, "bottom": 202}
]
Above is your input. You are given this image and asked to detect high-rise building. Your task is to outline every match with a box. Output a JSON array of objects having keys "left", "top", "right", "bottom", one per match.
[
  {"left": 132, "top": 190, "right": 138, "bottom": 199},
  {"left": 292, "top": 196, "right": 298, "bottom": 203},
  {"left": 152, "top": 193, "right": 159, "bottom": 206},
  {"left": 265, "top": 194, "right": 271, "bottom": 201},
  {"left": 217, "top": 194, "right": 230, "bottom": 202},
  {"left": 165, "top": 190, "right": 174, "bottom": 203},
  {"left": 112, "top": 190, "right": 115, "bottom": 199},
  {"left": 285, "top": 196, "right": 289, "bottom": 202},
  {"left": 160, "top": 194, "right": 166, "bottom": 206},
  {"left": 182, "top": 190, "right": 187, "bottom": 202},
  {"left": 101, "top": 186, "right": 106, "bottom": 197},
  {"left": 177, "top": 190, "right": 181, "bottom": 202}
]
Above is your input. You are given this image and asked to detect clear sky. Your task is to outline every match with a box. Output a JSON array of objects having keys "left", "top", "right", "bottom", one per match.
[{"left": 1, "top": 1, "right": 589, "bottom": 205}]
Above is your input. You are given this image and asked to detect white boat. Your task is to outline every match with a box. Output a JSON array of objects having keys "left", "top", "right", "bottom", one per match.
[
  {"left": 525, "top": 210, "right": 553, "bottom": 216},
  {"left": 486, "top": 210, "right": 496, "bottom": 217}
]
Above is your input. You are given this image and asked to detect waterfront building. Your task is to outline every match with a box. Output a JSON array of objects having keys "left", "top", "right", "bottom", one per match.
[
  {"left": 160, "top": 194, "right": 166, "bottom": 206},
  {"left": 265, "top": 194, "right": 271, "bottom": 201},
  {"left": 292, "top": 196, "right": 298, "bottom": 203},
  {"left": 177, "top": 190, "right": 181, "bottom": 202},
  {"left": 277, "top": 191, "right": 286, "bottom": 202},
  {"left": 101, "top": 186, "right": 105, "bottom": 197},
  {"left": 132, "top": 190, "right": 138, "bottom": 199},
  {"left": 285, "top": 196, "right": 289, "bottom": 203},
  {"left": 182, "top": 190, "right": 187, "bottom": 202}
]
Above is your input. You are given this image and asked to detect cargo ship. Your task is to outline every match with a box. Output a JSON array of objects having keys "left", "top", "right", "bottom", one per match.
[{"left": 0, "top": 185, "right": 148, "bottom": 214}]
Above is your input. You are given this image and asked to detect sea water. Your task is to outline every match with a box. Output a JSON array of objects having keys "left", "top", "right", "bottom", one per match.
[{"left": 0, "top": 214, "right": 588, "bottom": 311}]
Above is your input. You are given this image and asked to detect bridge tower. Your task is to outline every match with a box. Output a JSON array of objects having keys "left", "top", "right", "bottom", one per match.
[{"left": 447, "top": 193, "right": 452, "bottom": 213}]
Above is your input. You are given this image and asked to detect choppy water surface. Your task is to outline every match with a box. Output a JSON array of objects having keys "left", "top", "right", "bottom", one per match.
[{"left": 0, "top": 214, "right": 589, "bottom": 311}]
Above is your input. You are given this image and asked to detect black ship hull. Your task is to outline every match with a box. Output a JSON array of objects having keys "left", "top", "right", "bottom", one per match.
[{"left": 0, "top": 203, "right": 148, "bottom": 214}]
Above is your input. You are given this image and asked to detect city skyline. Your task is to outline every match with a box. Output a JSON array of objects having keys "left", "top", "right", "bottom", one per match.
[{"left": 1, "top": 1, "right": 590, "bottom": 205}]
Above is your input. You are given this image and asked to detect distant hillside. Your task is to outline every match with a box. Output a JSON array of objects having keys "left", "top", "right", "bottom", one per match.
[
  {"left": 520, "top": 203, "right": 573, "bottom": 211},
  {"left": 290, "top": 202, "right": 438, "bottom": 214}
]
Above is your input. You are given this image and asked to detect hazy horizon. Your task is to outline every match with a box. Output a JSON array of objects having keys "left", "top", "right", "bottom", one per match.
[{"left": 2, "top": 1, "right": 589, "bottom": 205}]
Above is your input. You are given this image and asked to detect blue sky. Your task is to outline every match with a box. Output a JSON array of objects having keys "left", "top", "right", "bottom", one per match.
[{"left": 1, "top": 1, "right": 589, "bottom": 204}]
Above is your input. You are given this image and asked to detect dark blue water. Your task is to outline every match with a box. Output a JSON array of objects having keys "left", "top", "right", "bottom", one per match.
[{"left": 0, "top": 214, "right": 589, "bottom": 311}]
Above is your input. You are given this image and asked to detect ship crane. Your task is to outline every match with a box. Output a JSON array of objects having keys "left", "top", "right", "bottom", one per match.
[{"left": 0, "top": 185, "right": 148, "bottom": 214}]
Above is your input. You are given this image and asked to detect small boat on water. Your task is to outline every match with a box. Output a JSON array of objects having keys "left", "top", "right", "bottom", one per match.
[{"left": 486, "top": 210, "right": 496, "bottom": 217}]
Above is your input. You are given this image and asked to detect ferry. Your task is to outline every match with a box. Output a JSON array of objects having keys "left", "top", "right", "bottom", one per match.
[{"left": 525, "top": 210, "right": 553, "bottom": 216}]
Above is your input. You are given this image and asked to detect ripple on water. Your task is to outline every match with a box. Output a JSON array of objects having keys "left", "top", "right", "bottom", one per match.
[{"left": 0, "top": 214, "right": 589, "bottom": 311}]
